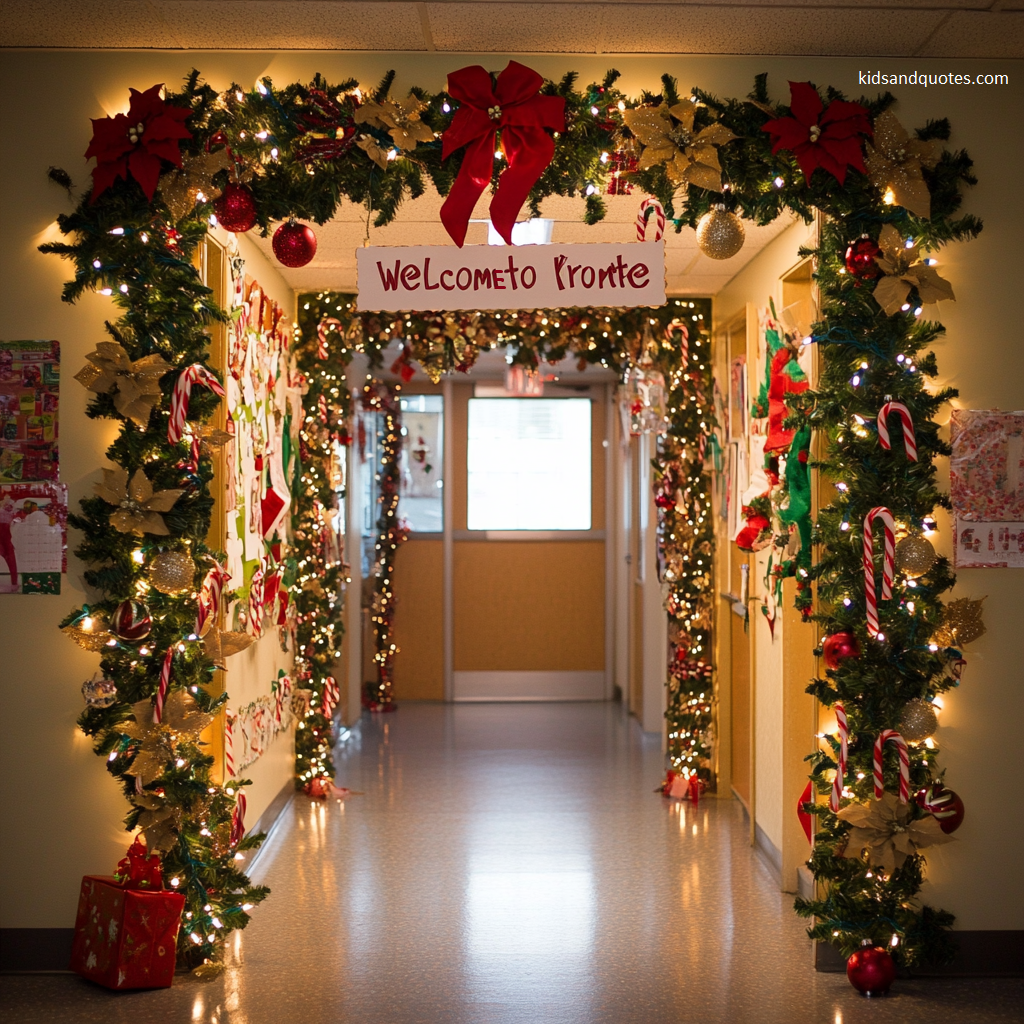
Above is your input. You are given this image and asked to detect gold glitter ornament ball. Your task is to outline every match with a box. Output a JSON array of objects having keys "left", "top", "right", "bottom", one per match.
[
  {"left": 696, "top": 205, "right": 745, "bottom": 260},
  {"left": 899, "top": 698, "right": 939, "bottom": 742},
  {"left": 895, "top": 535, "right": 937, "bottom": 578},
  {"left": 146, "top": 550, "right": 196, "bottom": 595}
]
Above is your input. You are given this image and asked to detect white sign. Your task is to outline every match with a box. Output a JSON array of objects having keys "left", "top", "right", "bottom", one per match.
[{"left": 356, "top": 241, "right": 665, "bottom": 312}]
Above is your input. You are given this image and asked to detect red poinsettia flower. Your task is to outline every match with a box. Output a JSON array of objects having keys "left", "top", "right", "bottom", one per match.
[
  {"left": 761, "top": 81, "right": 872, "bottom": 186},
  {"left": 85, "top": 83, "right": 192, "bottom": 202}
]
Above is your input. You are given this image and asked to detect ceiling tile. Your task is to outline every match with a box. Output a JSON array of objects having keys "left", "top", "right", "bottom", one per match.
[
  {"left": 0, "top": 1, "right": 183, "bottom": 48},
  {"left": 426, "top": 3, "right": 606, "bottom": 52},
  {"left": 915, "top": 11, "right": 1024, "bottom": 57},
  {"left": 155, "top": 2, "right": 426, "bottom": 50}
]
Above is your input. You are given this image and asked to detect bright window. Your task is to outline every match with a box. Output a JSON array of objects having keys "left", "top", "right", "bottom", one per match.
[{"left": 466, "top": 398, "right": 591, "bottom": 531}]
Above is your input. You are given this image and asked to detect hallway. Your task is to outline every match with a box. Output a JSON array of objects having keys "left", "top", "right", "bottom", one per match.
[{"left": 3, "top": 703, "right": 1021, "bottom": 1023}]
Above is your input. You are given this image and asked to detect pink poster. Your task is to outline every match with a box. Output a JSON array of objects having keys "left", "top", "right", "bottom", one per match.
[{"left": 950, "top": 409, "right": 1024, "bottom": 568}]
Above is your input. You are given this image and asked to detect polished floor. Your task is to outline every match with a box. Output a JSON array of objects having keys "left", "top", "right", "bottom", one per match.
[{"left": 3, "top": 702, "right": 1021, "bottom": 1023}]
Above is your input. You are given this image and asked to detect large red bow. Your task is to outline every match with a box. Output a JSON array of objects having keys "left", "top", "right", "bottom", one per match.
[{"left": 440, "top": 61, "right": 565, "bottom": 247}]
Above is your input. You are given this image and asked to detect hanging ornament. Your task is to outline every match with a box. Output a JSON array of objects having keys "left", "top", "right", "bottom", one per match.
[
  {"left": 272, "top": 219, "right": 317, "bottom": 268},
  {"left": 213, "top": 181, "right": 258, "bottom": 233},
  {"left": 696, "top": 204, "right": 745, "bottom": 260},
  {"left": 898, "top": 698, "right": 938, "bottom": 742},
  {"left": 62, "top": 612, "right": 113, "bottom": 652},
  {"left": 916, "top": 783, "right": 965, "bottom": 834},
  {"left": 82, "top": 672, "right": 118, "bottom": 709},
  {"left": 621, "top": 326, "right": 667, "bottom": 435},
  {"left": 894, "top": 535, "right": 936, "bottom": 578},
  {"left": 844, "top": 236, "right": 882, "bottom": 279},
  {"left": 846, "top": 944, "right": 896, "bottom": 997},
  {"left": 933, "top": 596, "right": 986, "bottom": 647},
  {"left": 110, "top": 599, "right": 153, "bottom": 642},
  {"left": 822, "top": 631, "right": 860, "bottom": 671},
  {"left": 146, "top": 550, "right": 196, "bottom": 595}
]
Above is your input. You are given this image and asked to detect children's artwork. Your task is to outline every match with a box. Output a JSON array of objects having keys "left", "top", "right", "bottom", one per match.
[
  {"left": 728, "top": 355, "right": 747, "bottom": 443},
  {"left": 0, "top": 482, "right": 68, "bottom": 593},
  {"left": 0, "top": 341, "right": 60, "bottom": 483},
  {"left": 228, "top": 674, "right": 294, "bottom": 773},
  {"left": 951, "top": 409, "right": 1024, "bottom": 568}
]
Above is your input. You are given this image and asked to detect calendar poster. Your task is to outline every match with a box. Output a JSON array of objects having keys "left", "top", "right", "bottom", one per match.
[{"left": 0, "top": 482, "right": 68, "bottom": 594}]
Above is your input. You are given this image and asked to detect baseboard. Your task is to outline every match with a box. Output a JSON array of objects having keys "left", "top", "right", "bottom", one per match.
[
  {"left": 754, "top": 822, "right": 782, "bottom": 884},
  {"left": 240, "top": 779, "right": 296, "bottom": 876},
  {"left": 452, "top": 670, "right": 606, "bottom": 701},
  {"left": 0, "top": 928, "right": 75, "bottom": 973},
  {"left": 815, "top": 931, "right": 1024, "bottom": 976}
]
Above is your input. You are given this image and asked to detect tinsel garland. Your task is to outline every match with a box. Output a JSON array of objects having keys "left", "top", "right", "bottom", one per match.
[{"left": 43, "top": 64, "right": 982, "bottom": 970}]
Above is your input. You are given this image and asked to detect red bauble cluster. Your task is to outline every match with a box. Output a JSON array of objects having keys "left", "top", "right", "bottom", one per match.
[
  {"left": 110, "top": 599, "right": 152, "bottom": 642},
  {"left": 272, "top": 220, "right": 317, "bottom": 268},
  {"left": 845, "top": 236, "right": 882, "bottom": 279},
  {"left": 214, "top": 182, "right": 257, "bottom": 233},
  {"left": 916, "top": 783, "right": 965, "bottom": 834},
  {"left": 822, "top": 630, "right": 860, "bottom": 671},
  {"left": 847, "top": 945, "right": 896, "bottom": 996}
]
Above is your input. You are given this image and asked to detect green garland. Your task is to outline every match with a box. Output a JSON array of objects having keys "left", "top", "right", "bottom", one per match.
[{"left": 44, "top": 63, "right": 980, "bottom": 971}]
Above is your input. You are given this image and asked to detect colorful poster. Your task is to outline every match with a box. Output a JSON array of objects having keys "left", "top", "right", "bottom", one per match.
[
  {"left": 950, "top": 409, "right": 1024, "bottom": 568},
  {"left": 0, "top": 341, "right": 60, "bottom": 483},
  {"left": 0, "top": 482, "right": 68, "bottom": 594}
]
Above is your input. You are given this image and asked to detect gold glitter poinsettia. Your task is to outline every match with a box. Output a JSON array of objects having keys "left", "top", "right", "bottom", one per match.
[
  {"left": 873, "top": 223, "right": 955, "bottom": 315},
  {"left": 622, "top": 100, "right": 736, "bottom": 191},
  {"left": 865, "top": 110, "right": 942, "bottom": 220},
  {"left": 74, "top": 342, "right": 172, "bottom": 427},
  {"left": 159, "top": 148, "right": 234, "bottom": 221},
  {"left": 354, "top": 93, "right": 434, "bottom": 168},
  {"left": 95, "top": 467, "right": 184, "bottom": 536},
  {"left": 837, "top": 792, "right": 955, "bottom": 875}
]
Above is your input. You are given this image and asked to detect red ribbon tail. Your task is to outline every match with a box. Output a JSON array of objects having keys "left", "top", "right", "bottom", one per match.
[
  {"left": 440, "top": 133, "right": 495, "bottom": 247},
  {"left": 490, "top": 126, "right": 555, "bottom": 246}
]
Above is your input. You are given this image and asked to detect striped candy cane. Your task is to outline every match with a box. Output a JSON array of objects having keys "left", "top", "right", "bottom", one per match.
[
  {"left": 168, "top": 365, "right": 226, "bottom": 444},
  {"left": 230, "top": 790, "right": 247, "bottom": 846},
  {"left": 636, "top": 197, "right": 666, "bottom": 242},
  {"left": 873, "top": 729, "right": 910, "bottom": 803},
  {"left": 224, "top": 709, "right": 236, "bottom": 779},
  {"left": 317, "top": 318, "right": 343, "bottom": 360},
  {"left": 153, "top": 646, "right": 174, "bottom": 724},
  {"left": 829, "top": 703, "right": 849, "bottom": 812},
  {"left": 863, "top": 506, "right": 896, "bottom": 638},
  {"left": 195, "top": 560, "right": 230, "bottom": 638},
  {"left": 247, "top": 566, "right": 265, "bottom": 639},
  {"left": 321, "top": 675, "right": 340, "bottom": 716},
  {"left": 666, "top": 318, "right": 689, "bottom": 366},
  {"left": 877, "top": 401, "right": 917, "bottom": 461}
]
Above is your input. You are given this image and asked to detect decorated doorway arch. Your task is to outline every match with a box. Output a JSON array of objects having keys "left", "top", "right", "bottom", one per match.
[{"left": 46, "top": 63, "right": 980, "bottom": 979}]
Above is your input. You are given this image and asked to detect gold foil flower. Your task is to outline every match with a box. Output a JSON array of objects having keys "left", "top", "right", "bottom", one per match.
[
  {"left": 74, "top": 342, "right": 172, "bottom": 428},
  {"left": 95, "top": 467, "right": 184, "bottom": 536},
  {"left": 354, "top": 93, "right": 435, "bottom": 153},
  {"left": 837, "top": 792, "right": 954, "bottom": 875},
  {"left": 873, "top": 223, "right": 955, "bottom": 316},
  {"left": 622, "top": 100, "right": 736, "bottom": 191},
  {"left": 865, "top": 110, "right": 942, "bottom": 220},
  {"left": 159, "top": 149, "right": 234, "bottom": 221}
]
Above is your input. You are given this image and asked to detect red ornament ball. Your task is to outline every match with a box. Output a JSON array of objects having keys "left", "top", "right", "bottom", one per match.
[
  {"left": 213, "top": 182, "right": 257, "bottom": 233},
  {"left": 916, "top": 784, "right": 965, "bottom": 834},
  {"left": 110, "top": 599, "right": 153, "bottom": 642},
  {"left": 844, "top": 236, "right": 882, "bottom": 279},
  {"left": 272, "top": 220, "right": 317, "bottom": 268},
  {"left": 847, "top": 945, "right": 896, "bottom": 996},
  {"left": 822, "top": 631, "right": 861, "bottom": 671}
]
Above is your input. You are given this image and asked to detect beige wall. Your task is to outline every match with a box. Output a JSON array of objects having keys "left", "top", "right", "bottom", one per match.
[{"left": 1, "top": 50, "right": 1020, "bottom": 932}]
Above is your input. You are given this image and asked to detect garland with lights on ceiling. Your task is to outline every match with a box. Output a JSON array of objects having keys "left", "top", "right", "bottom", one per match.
[{"left": 42, "top": 63, "right": 981, "bottom": 984}]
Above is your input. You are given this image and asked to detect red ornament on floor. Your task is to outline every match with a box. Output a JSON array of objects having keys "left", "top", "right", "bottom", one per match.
[
  {"left": 846, "top": 944, "right": 896, "bottom": 996},
  {"left": 272, "top": 219, "right": 317, "bottom": 268},
  {"left": 916, "top": 783, "right": 965, "bottom": 834},
  {"left": 844, "top": 236, "right": 882, "bottom": 279},
  {"left": 214, "top": 182, "right": 257, "bottom": 232},
  {"left": 822, "top": 630, "right": 860, "bottom": 671}
]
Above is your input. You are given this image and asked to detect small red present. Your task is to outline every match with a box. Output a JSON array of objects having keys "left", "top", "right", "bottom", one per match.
[{"left": 70, "top": 839, "right": 185, "bottom": 990}]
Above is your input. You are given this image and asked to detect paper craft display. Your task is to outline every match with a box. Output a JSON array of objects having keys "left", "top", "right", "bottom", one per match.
[
  {"left": 225, "top": 267, "right": 302, "bottom": 626},
  {"left": 0, "top": 482, "right": 67, "bottom": 593},
  {"left": 0, "top": 340, "right": 60, "bottom": 483},
  {"left": 950, "top": 409, "right": 1024, "bottom": 568},
  {"left": 227, "top": 674, "right": 294, "bottom": 773}
]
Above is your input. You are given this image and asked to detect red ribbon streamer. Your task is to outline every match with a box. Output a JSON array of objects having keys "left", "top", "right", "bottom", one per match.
[{"left": 440, "top": 61, "right": 565, "bottom": 247}]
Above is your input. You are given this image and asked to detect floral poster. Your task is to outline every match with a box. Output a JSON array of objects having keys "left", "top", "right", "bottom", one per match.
[
  {"left": 950, "top": 409, "right": 1024, "bottom": 568},
  {"left": 0, "top": 482, "right": 67, "bottom": 594},
  {"left": 0, "top": 340, "right": 60, "bottom": 483}
]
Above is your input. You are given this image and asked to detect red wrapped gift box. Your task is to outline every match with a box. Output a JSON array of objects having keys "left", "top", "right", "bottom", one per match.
[{"left": 70, "top": 854, "right": 185, "bottom": 990}]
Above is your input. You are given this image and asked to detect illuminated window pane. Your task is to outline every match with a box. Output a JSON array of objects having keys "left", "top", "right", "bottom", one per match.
[
  {"left": 399, "top": 394, "right": 444, "bottom": 533},
  {"left": 467, "top": 398, "right": 591, "bottom": 531}
]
